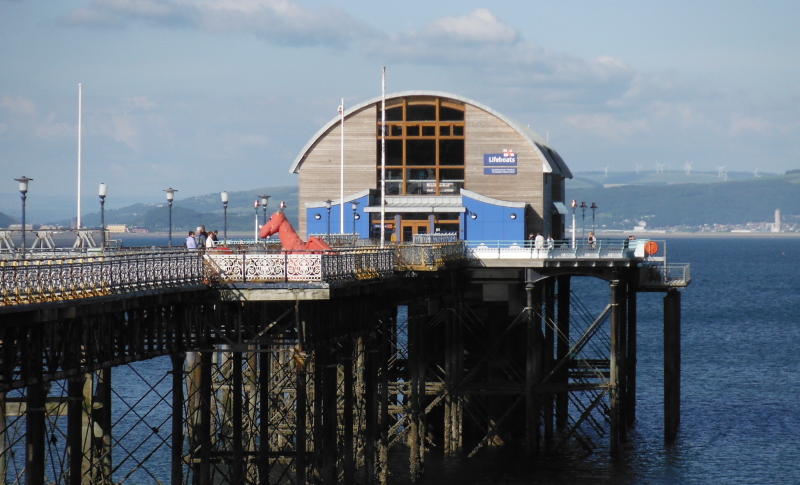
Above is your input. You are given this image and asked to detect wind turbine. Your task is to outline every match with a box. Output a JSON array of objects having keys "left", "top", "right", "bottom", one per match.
[
  {"left": 665, "top": 162, "right": 672, "bottom": 174},
  {"left": 604, "top": 166, "right": 610, "bottom": 177},
  {"left": 655, "top": 162, "right": 665, "bottom": 174},
  {"left": 635, "top": 162, "right": 643, "bottom": 175},
  {"left": 753, "top": 169, "right": 760, "bottom": 178},
  {"left": 717, "top": 166, "right": 725, "bottom": 178},
  {"left": 684, "top": 161, "right": 692, "bottom": 175}
]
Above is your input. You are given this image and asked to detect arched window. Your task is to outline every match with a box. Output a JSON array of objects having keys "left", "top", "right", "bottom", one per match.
[{"left": 376, "top": 98, "right": 465, "bottom": 196}]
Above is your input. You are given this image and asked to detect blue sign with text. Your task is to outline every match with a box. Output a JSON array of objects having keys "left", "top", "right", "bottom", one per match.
[{"left": 484, "top": 149, "right": 517, "bottom": 174}]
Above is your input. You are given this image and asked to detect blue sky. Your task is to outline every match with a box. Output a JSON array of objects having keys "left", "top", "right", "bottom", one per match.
[{"left": 1, "top": 0, "right": 799, "bottom": 222}]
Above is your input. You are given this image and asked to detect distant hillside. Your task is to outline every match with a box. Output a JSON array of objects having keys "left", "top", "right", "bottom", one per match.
[
  {"left": 58, "top": 186, "right": 299, "bottom": 232},
  {"left": 0, "top": 212, "right": 14, "bottom": 227},
  {"left": 568, "top": 172, "right": 800, "bottom": 230}
]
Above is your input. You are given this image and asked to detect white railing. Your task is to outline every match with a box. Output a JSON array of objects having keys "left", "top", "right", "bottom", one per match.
[{"left": 465, "top": 239, "right": 666, "bottom": 261}]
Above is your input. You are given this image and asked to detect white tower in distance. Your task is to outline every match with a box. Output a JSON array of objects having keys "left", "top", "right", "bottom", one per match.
[{"left": 773, "top": 209, "right": 781, "bottom": 233}]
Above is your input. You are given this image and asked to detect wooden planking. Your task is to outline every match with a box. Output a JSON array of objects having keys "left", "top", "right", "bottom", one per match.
[
  {"left": 298, "top": 106, "right": 378, "bottom": 236},
  {"left": 464, "top": 105, "right": 545, "bottom": 222}
]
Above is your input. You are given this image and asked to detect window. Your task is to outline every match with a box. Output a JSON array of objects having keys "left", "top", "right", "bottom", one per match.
[{"left": 376, "top": 98, "right": 465, "bottom": 195}]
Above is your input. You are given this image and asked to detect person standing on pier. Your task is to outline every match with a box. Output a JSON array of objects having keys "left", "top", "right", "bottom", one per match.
[
  {"left": 195, "top": 226, "right": 207, "bottom": 248},
  {"left": 186, "top": 231, "right": 198, "bottom": 250},
  {"left": 588, "top": 231, "right": 597, "bottom": 248}
]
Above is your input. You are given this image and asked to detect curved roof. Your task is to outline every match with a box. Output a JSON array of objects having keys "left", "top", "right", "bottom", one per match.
[{"left": 289, "top": 90, "right": 572, "bottom": 178}]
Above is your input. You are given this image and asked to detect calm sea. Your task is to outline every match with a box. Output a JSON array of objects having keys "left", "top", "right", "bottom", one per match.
[{"left": 398, "top": 237, "right": 800, "bottom": 484}]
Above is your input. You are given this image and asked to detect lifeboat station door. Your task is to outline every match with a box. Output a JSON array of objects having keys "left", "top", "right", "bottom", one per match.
[{"left": 401, "top": 220, "right": 429, "bottom": 242}]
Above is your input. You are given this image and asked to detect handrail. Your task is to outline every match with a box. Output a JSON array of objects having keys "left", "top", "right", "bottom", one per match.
[{"left": 465, "top": 239, "right": 667, "bottom": 261}]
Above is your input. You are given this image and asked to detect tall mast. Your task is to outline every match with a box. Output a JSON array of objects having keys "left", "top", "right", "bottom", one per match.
[
  {"left": 380, "top": 68, "right": 386, "bottom": 248},
  {"left": 77, "top": 83, "right": 82, "bottom": 229},
  {"left": 340, "top": 98, "right": 345, "bottom": 233}
]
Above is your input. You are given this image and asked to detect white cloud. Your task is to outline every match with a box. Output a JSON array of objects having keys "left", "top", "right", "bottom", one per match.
[
  {"left": 61, "top": 0, "right": 369, "bottom": 47},
  {"left": 563, "top": 113, "right": 650, "bottom": 144},
  {"left": 1, "top": 95, "right": 37, "bottom": 116}
]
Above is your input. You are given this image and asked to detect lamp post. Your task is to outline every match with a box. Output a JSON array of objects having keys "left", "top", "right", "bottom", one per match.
[
  {"left": 570, "top": 199, "right": 577, "bottom": 248},
  {"left": 221, "top": 191, "right": 228, "bottom": 245},
  {"left": 259, "top": 195, "right": 270, "bottom": 225},
  {"left": 14, "top": 176, "right": 32, "bottom": 259},
  {"left": 164, "top": 188, "right": 177, "bottom": 247},
  {"left": 591, "top": 202, "right": 598, "bottom": 233},
  {"left": 325, "top": 199, "right": 332, "bottom": 239},
  {"left": 351, "top": 201, "right": 360, "bottom": 234},
  {"left": 99, "top": 183, "right": 107, "bottom": 250},
  {"left": 580, "top": 201, "right": 587, "bottom": 240}
]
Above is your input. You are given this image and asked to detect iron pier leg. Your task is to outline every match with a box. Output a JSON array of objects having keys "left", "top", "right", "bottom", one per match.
[
  {"left": 379, "top": 319, "right": 391, "bottom": 485},
  {"left": 26, "top": 378, "right": 46, "bottom": 485},
  {"left": 68, "top": 375, "right": 86, "bottom": 485},
  {"left": 295, "top": 354, "right": 308, "bottom": 485},
  {"left": 544, "top": 278, "right": 556, "bottom": 443},
  {"left": 232, "top": 352, "right": 244, "bottom": 484},
  {"left": 199, "top": 351, "right": 212, "bottom": 485},
  {"left": 626, "top": 273, "right": 638, "bottom": 429},
  {"left": 322, "top": 349, "right": 337, "bottom": 484},
  {"left": 664, "top": 289, "right": 681, "bottom": 442},
  {"left": 525, "top": 281, "right": 543, "bottom": 455},
  {"left": 343, "top": 340, "right": 355, "bottom": 484},
  {"left": 0, "top": 391, "right": 6, "bottom": 483},
  {"left": 408, "top": 304, "right": 423, "bottom": 481},
  {"left": 259, "top": 347, "right": 271, "bottom": 485},
  {"left": 94, "top": 367, "right": 113, "bottom": 484},
  {"left": 556, "top": 276, "right": 571, "bottom": 431},
  {"left": 171, "top": 353, "right": 185, "bottom": 485},
  {"left": 364, "top": 334, "right": 377, "bottom": 484},
  {"left": 609, "top": 279, "right": 621, "bottom": 456}
]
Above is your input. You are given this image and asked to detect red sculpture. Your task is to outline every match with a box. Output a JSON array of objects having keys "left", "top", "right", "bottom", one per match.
[{"left": 260, "top": 210, "right": 332, "bottom": 251}]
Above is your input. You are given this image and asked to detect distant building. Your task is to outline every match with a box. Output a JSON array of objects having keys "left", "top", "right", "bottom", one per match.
[
  {"left": 291, "top": 91, "right": 572, "bottom": 241},
  {"left": 772, "top": 209, "right": 781, "bottom": 232},
  {"left": 131, "top": 228, "right": 149, "bottom": 234},
  {"left": 107, "top": 224, "right": 129, "bottom": 233}
]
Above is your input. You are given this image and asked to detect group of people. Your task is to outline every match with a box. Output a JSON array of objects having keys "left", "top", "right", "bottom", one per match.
[
  {"left": 528, "top": 233, "right": 555, "bottom": 251},
  {"left": 185, "top": 225, "right": 220, "bottom": 250}
]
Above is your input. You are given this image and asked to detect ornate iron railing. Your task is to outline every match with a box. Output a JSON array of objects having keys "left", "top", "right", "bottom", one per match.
[
  {"left": 203, "top": 248, "right": 397, "bottom": 283},
  {"left": 395, "top": 242, "right": 465, "bottom": 270},
  {"left": 0, "top": 251, "right": 204, "bottom": 306}
]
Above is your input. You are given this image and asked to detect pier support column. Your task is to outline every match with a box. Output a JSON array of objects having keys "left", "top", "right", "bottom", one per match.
[
  {"left": 408, "top": 303, "right": 424, "bottom": 481},
  {"left": 609, "top": 279, "right": 621, "bottom": 456},
  {"left": 342, "top": 340, "right": 355, "bottom": 485},
  {"left": 295, "top": 350, "right": 308, "bottom": 485},
  {"left": 171, "top": 353, "right": 185, "bottom": 485},
  {"left": 364, "top": 333, "right": 378, "bottom": 484},
  {"left": 525, "top": 281, "right": 543, "bottom": 455},
  {"left": 321, "top": 349, "right": 338, "bottom": 484},
  {"left": 26, "top": 375, "right": 46, "bottom": 485},
  {"left": 626, "top": 272, "right": 638, "bottom": 429},
  {"left": 93, "top": 367, "right": 113, "bottom": 484},
  {"left": 198, "top": 351, "right": 212, "bottom": 485},
  {"left": 555, "top": 276, "right": 571, "bottom": 431},
  {"left": 67, "top": 375, "right": 87, "bottom": 485},
  {"left": 232, "top": 352, "right": 243, "bottom": 484},
  {"left": 664, "top": 289, "right": 681, "bottom": 442},
  {"left": 258, "top": 346, "right": 272, "bottom": 485},
  {"left": 543, "top": 278, "right": 556, "bottom": 443}
]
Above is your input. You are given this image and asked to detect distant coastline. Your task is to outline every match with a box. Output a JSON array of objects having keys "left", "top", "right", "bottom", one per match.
[{"left": 595, "top": 231, "right": 800, "bottom": 238}]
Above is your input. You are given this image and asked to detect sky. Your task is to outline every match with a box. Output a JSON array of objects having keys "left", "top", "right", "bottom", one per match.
[{"left": 1, "top": 0, "right": 799, "bottom": 223}]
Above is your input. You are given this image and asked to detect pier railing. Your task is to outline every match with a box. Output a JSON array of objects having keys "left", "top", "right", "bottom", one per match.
[
  {"left": 204, "top": 248, "right": 397, "bottom": 283},
  {"left": 465, "top": 239, "right": 666, "bottom": 261},
  {"left": 639, "top": 263, "right": 692, "bottom": 288},
  {"left": 0, "top": 250, "right": 204, "bottom": 306}
]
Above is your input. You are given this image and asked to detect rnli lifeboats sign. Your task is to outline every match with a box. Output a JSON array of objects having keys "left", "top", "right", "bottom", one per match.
[{"left": 484, "top": 149, "right": 517, "bottom": 175}]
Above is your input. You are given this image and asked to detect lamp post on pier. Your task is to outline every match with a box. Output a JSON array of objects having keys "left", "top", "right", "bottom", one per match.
[
  {"left": 99, "top": 183, "right": 107, "bottom": 250},
  {"left": 259, "top": 195, "right": 270, "bottom": 225},
  {"left": 14, "top": 176, "right": 32, "bottom": 259},
  {"left": 164, "top": 188, "right": 177, "bottom": 247},
  {"left": 591, "top": 202, "right": 598, "bottom": 233},
  {"left": 221, "top": 191, "right": 229, "bottom": 245},
  {"left": 580, "top": 201, "right": 587, "bottom": 240},
  {"left": 325, "top": 199, "right": 332, "bottom": 239},
  {"left": 570, "top": 199, "right": 577, "bottom": 249},
  {"left": 351, "top": 201, "right": 360, "bottom": 234}
]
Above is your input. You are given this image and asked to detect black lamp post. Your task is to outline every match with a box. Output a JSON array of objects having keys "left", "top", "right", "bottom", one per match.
[
  {"left": 221, "top": 191, "right": 229, "bottom": 245},
  {"left": 580, "top": 201, "right": 587, "bottom": 240},
  {"left": 259, "top": 195, "right": 270, "bottom": 225},
  {"left": 325, "top": 199, "right": 332, "bottom": 238},
  {"left": 351, "top": 201, "right": 360, "bottom": 234},
  {"left": 591, "top": 202, "right": 598, "bottom": 233},
  {"left": 164, "top": 188, "right": 177, "bottom": 247},
  {"left": 14, "top": 176, "right": 32, "bottom": 259},
  {"left": 99, "top": 183, "right": 107, "bottom": 250}
]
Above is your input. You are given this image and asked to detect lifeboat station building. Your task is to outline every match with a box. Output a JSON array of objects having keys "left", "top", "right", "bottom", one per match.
[{"left": 291, "top": 91, "right": 573, "bottom": 242}]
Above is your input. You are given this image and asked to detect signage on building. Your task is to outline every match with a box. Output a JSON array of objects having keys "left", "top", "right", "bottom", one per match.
[{"left": 483, "top": 149, "right": 517, "bottom": 175}]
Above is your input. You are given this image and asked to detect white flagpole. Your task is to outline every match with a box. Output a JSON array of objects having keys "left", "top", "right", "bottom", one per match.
[
  {"left": 340, "top": 98, "right": 345, "bottom": 234},
  {"left": 380, "top": 68, "right": 386, "bottom": 248},
  {"left": 77, "top": 83, "right": 82, "bottom": 229}
]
